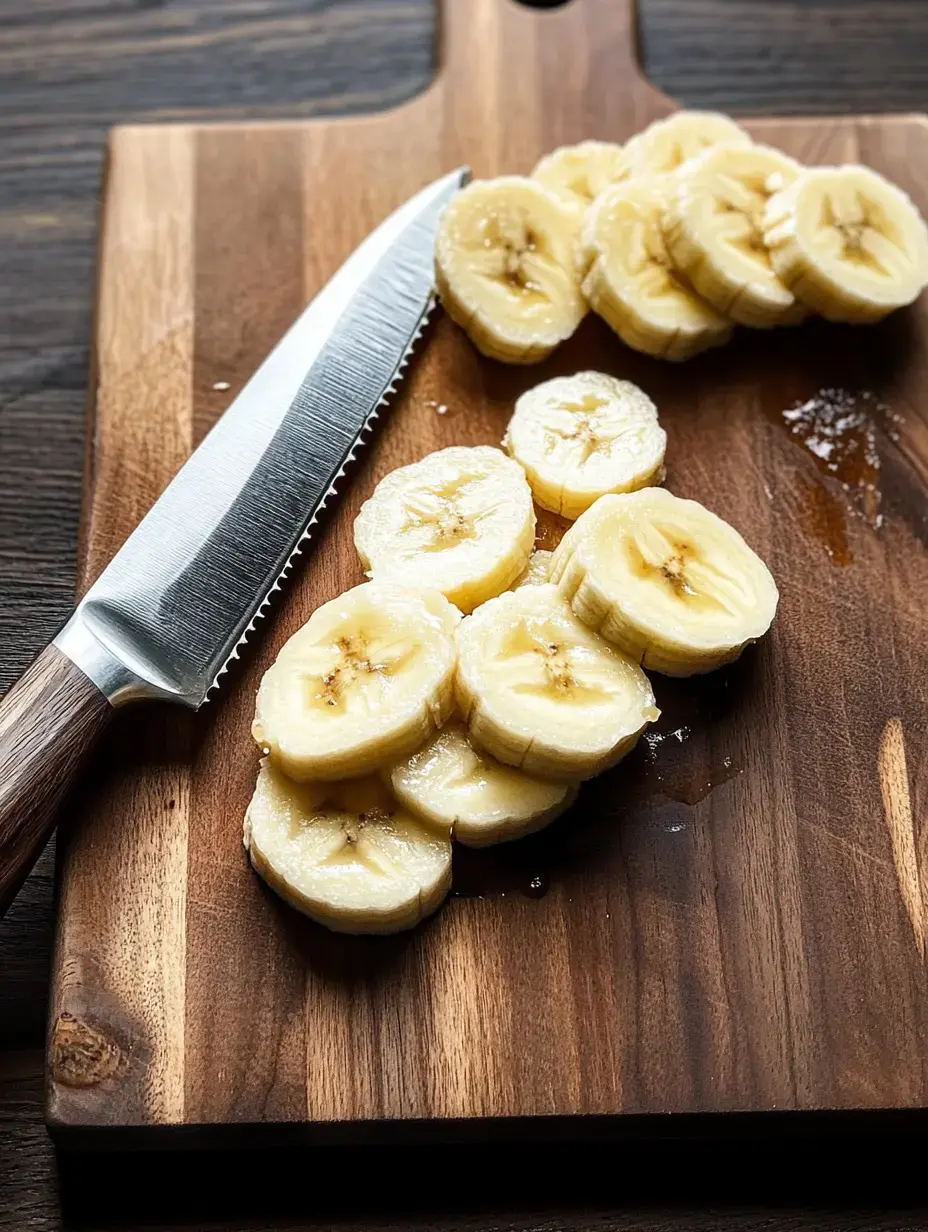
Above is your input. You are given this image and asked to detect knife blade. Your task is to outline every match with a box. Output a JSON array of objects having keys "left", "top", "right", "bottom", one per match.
[{"left": 0, "top": 165, "right": 469, "bottom": 914}]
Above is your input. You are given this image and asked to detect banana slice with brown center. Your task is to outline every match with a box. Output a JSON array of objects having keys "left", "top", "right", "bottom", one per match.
[
  {"left": 663, "top": 143, "right": 806, "bottom": 326},
  {"left": 253, "top": 582, "right": 460, "bottom": 780},
  {"left": 244, "top": 762, "right": 452, "bottom": 934},
  {"left": 455, "top": 583, "right": 659, "bottom": 780},
  {"left": 504, "top": 371, "right": 666, "bottom": 518},
  {"left": 763, "top": 164, "right": 928, "bottom": 323},
  {"left": 354, "top": 446, "right": 536, "bottom": 613},
  {"left": 435, "top": 176, "right": 586, "bottom": 364},
  {"left": 581, "top": 178, "right": 733, "bottom": 360},
  {"left": 551, "top": 488, "right": 779, "bottom": 676}
]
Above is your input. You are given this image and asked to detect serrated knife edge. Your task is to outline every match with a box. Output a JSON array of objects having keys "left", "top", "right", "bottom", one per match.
[
  {"left": 55, "top": 167, "right": 468, "bottom": 709},
  {"left": 0, "top": 165, "right": 469, "bottom": 916},
  {"left": 204, "top": 291, "right": 438, "bottom": 702}
]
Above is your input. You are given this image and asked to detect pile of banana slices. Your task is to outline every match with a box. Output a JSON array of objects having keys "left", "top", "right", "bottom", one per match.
[
  {"left": 244, "top": 371, "right": 779, "bottom": 934},
  {"left": 436, "top": 110, "right": 928, "bottom": 363}
]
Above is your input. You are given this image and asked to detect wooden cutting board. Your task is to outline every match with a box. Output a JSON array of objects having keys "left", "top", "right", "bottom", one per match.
[{"left": 47, "top": 0, "right": 928, "bottom": 1141}]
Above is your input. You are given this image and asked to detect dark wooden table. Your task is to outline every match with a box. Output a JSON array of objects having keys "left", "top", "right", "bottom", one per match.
[{"left": 2, "top": 1, "right": 928, "bottom": 1227}]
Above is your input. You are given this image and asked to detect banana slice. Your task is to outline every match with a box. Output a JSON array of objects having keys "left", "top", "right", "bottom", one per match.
[
  {"left": 763, "top": 164, "right": 928, "bottom": 323},
  {"left": 354, "top": 446, "right": 535, "bottom": 613},
  {"left": 511, "top": 549, "right": 553, "bottom": 589},
  {"left": 455, "top": 583, "right": 659, "bottom": 780},
  {"left": 253, "top": 582, "right": 460, "bottom": 780},
  {"left": 532, "top": 141, "right": 628, "bottom": 211},
  {"left": 387, "top": 721, "right": 577, "bottom": 847},
  {"left": 435, "top": 176, "right": 586, "bottom": 364},
  {"left": 663, "top": 143, "right": 806, "bottom": 327},
  {"left": 581, "top": 179, "right": 733, "bottom": 360},
  {"left": 244, "top": 761, "right": 452, "bottom": 934},
  {"left": 624, "top": 110, "right": 752, "bottom": 178},
  {"left": 503, "top": 371, "right": 666, "bottom": 519},
  {"left": 551, "top": 488, "right": 778, "bottom": 676}
]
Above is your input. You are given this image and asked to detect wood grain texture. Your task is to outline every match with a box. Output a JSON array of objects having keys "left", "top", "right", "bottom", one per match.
[
  {"left": 6, "top": 0, "right": 928, "bottom": 1055},
  {"left": 6, "top": 0, "right": 928, "bottom": 1223},
  {"left": 7, "top": 1046, "right": 928, "bottom": 1229},
  {"left": 43, "top": 0, "right": 928, "bottom": 1140},
  {"left": 47, "top": 125, "right": 196, "bottom": 1132},
  {"left": 638, "top": 0, "right": 928, "bottom": 115},
  {"left": 0, "top": 647, "right": 110, "bottom": 917},
  {"left": 0, "top": 0, "right": 435, "bottom": 1059}
]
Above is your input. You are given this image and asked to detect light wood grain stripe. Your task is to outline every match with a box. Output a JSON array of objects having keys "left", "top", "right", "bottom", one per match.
[
  {"left": 51, "top": 126, "right": 194, "bottom": 1126},
  {"left": 95, "top": 127, "right": 193, "bottom": 1124},
  {"left": 879, "top": 718, "right": 925, "bottom": 961},
  {"left": 423, "top": 900, "right": 514, "bottom": 1119}
]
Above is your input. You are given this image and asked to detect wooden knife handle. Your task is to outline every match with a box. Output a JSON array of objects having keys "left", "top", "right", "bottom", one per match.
[{"left": 0, "top": 645, "right": 112, "bottom": 916}]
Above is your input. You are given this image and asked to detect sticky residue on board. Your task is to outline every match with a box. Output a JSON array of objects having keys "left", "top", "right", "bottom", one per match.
[
  {"left": 770, "top": 387, "right": 904, "bottom": 565},
  {"left": 639, "top": 724, "right": 741, "bottom": 807},
  {"left": 534, "top": 507, "right": 572, "bottom": 551}
]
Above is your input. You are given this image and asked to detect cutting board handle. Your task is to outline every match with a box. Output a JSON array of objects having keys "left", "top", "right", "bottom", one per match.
[
  {"left": 438, "top": 0, "right": 671, "bottom": 115},
  {"left": 0, "top": 645, "right": 111, "bottom": 916},
  {"left": 434, "top": 0, "right": 673, "bottom": 157}
]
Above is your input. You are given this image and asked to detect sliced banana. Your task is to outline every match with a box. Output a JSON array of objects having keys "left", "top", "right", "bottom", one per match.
[
  {"left": 253, "top": 582, "right": 460, "bottom": 781},
  {"left": 581, "top": 179, "right": 733, "bottom": 360},
  {"left": 503, "top": 371, "right": 666, "bottom": 519},
  {"left": 763, "top": 164, "right": 928, "bottom": 323},
  {"left": 354, "top": 446, "right": 535, "bottom": 614},
  {"left": 244, "top": 761, "right": 452, "bottom": 934},
  {"left": 511, "top": 549, "right": 554, "bottom": 589},
  {"left": 551, "top": 488, "right": 778, "bottom": 676},
  {"left": 532, "top": 141, "right": 628, "bottom": 211},
  {"left": 663, "top": 143, "right": 806, "bottom": 327},
  {"left": 387, "top": 721, "right": 577, "bottom": 847},
  {"left": 434, "top": 176, "right": 586, "bottom": 364},
  {"left": 623, "top": 110, "right": 752, "bottom": 178},
  {"left": 455, "top": 583, "right": 659, "bottom": 780}
]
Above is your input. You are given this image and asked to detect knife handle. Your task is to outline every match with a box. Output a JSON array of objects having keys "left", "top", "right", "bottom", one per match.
[{"left": 0, "top": 645, "right": 112, "bottom": 917}]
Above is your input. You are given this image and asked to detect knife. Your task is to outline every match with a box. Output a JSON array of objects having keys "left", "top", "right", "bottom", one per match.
[{"left": 0, "top": 166, "right": 469, "bottom": 916}]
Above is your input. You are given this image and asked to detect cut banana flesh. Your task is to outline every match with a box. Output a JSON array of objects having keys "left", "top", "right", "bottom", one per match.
[
  {"left": 581, "top": 179, "right": 733, "bottom": 360},
  {"left": 253, "top": 582, "right": 460, "bottom": 781},
  {"left": 387, "top": 721, "right": 577, "bottom": 847},
  {"left": 503, "top": 371, "right": 666, "bottom": 519},
  {"left": 624, "top": 110, "right": 752, "bottom": 178},
  {"left": 435, "top": 176, "right": 586, "bottom": 364},
  {"left": 551, "top": 489, "right": 778, "bottom": 676},
  {"left": 244, "top": 761, "right": 452, "bottom": 934},
  {"left": 763, "top": 164, "right": 928, "bottom": 323},
  {"left": 664, "top": 143, "right": 806, "bottom": 327},
  {"left": 455, "top": 583, "right": 659, "bottom": 780},
  {"left": 511, "top": 549, "right": 553, "bottom": 589},
  {"left": 354, "top": 446, "right": 535, "bottom": 614},
  {"left": 532, "top": 141, "right": 628, "bottom": 211}
]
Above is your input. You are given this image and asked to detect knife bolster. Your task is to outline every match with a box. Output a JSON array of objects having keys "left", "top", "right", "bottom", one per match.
[{"left": 54, "top": 608, "right": 198, "bottom": 707}]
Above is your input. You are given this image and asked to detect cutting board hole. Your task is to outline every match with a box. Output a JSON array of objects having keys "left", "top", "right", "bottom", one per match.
[{"left": 513, "top": 0, "right": 573, "bottom": 9}]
